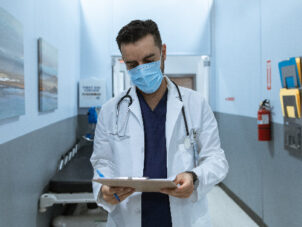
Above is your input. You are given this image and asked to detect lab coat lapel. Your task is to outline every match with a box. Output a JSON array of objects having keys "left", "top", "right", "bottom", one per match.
[
  {"left": 128, "top": 86, "right": 143, "bottom": 128},
  {"left": 165, "top": 77, "right": 183, "bottom": 153}
]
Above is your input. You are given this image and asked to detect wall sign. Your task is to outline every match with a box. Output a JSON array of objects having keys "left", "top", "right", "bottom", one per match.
[
  {"left": 267, "top": 60, "right": 271, "bottom": 90},
  {"left": 79, "top": 78, "right": 106, "bottom": 108},
  {"left": 225, "top": 97, "right": 235, "bottom": 101}
]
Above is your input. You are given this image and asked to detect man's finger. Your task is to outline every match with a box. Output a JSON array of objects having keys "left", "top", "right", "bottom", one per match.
[
  {"left": 103, "top": 194, "right": 117, "bottom": 204},
  {"left": 107, "top": 189, "right": 135, "bottom": 204},
  {"left": 161, "top": 186, "right": 193, "bottom": 197},
  {"left": 163, "top": 190, "right": 185, "bottom": 198},
  {"left": 102, "top": 185, "right": 118, "bottom": 195},
  {"left": 160, "top": 188, "right": 183, "bottom": 195},
  {"left": 160, "top": 189, "right": 172, "bottom": 195},
  {"left": 116, "top": 188, "right": 135, "bottom": 197},
  {"left": 119, "top": 190, "right": 135, "bottom": 202},
  {"left": 170, "top": 182, "right": 190, "bottom": 192},
  {"left": 177, "top": 183, "right": 194, "bottom": 194},
  {"left": 173, "top": 175, "right": 184, "bottom": 185},
  {"left": 176, "top": 181, "right": 191, "bottom": 191},
  {"left": 173, "top": 175, "right": 180, "bottom": 183}
]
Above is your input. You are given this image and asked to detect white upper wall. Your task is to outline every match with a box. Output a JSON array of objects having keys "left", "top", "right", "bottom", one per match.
[
  {"left": 212, "top": 0, "right": 262, "bottom": 116},
  {"left": 110, "top": 0, "right": 212, "bottom": 56},
  {"left": 0, "top": 0, "right": 80, "bottom": 144},
  {"left": 80, "top": 0, "right": 213, "bottom": 100},
  {"left": 212, "top": 0, "right": 302, "bottom": 123}
]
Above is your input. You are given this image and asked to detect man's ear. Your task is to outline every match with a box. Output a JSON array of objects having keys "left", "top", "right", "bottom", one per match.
[{"left": 161, "top": 44, "right": 167, "bottom": 61}]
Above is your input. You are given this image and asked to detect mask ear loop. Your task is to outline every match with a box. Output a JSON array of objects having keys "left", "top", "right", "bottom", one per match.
[
  {"left": 159, "top": 52, "right": 164, "bottom": 74},
  {"left": 160, "top": 52, "right": 162, "bottom": 61}
]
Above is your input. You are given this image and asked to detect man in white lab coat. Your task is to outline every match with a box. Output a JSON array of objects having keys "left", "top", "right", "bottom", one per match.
[{"left": 90, "top": 19, "right": 229, "bottom": 227}]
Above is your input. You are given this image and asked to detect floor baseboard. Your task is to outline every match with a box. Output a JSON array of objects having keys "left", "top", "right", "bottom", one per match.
[{"left": 218, "top": 183, "right": 268, "bottom": 227}]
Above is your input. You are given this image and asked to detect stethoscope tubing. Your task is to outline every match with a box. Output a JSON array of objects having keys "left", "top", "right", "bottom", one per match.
[
  {"left": 116, "top": 82, "right": 199, "bottom": 166},
  {"left": 117, "top": 87, "right": 133, "bottom": 110},
  {"left": 171, "top": 81, "right": 190, "bottom": 137},
  {"left": 117, "top": 82, "right": 189, "bottom": 134}
]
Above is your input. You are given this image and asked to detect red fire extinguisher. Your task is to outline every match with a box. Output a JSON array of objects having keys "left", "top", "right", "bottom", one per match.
[{"left": 258, "top": 99, "right": 271, "bottom": 141}]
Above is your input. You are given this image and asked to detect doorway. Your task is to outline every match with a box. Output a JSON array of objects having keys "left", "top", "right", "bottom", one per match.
[{"left": 167, "top": 74, "right": 196, "bottom": 91}]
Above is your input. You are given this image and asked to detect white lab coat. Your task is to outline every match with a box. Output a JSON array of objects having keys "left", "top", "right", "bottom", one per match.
[{"left": 90, "top": 77, "right": 229, "bottom": 227}]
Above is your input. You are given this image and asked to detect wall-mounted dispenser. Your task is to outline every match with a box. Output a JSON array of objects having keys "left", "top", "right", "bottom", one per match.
[{"left": 279, "top": 56, "right": 302, "bottom": 155}]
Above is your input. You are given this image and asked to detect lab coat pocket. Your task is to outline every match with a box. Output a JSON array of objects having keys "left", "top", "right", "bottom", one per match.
[
  {"left": 106, "top": 131, "right": 131, "bottom": 154},
  {"left": 106, "top": 133, "right": 133, "bottom": 176},
  {"left": 108, "top": 133, "right": 131, "bottom": 142},
  {"left": 178, "top": 143, "right": 194, "bottom": 170}
]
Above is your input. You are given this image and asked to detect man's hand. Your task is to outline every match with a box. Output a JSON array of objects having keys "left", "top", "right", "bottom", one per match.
[
  {"left": 160, "top": 172, "right": 194, "bottom": 198},
  {"left": 101, "top": 185, "right": 135, "bottom": 205}
]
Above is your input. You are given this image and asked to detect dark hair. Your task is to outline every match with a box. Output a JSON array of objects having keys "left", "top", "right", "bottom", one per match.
[{"left": 116, "top": 19, "right": 162, "bottom": 51}]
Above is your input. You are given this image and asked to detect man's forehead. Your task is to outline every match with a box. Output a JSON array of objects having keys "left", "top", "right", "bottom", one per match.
[{"left": 121, "top": 35, "right": 160, "bottom": 61}]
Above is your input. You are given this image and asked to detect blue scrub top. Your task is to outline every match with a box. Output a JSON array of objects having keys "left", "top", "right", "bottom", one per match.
[{"left": 137, "top": 89, "right": 172, "bottom": 227}]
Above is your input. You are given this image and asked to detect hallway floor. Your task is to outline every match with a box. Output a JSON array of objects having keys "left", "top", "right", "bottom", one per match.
[{"left": 208, "top": 186, "right": 259, "bottom": 227}]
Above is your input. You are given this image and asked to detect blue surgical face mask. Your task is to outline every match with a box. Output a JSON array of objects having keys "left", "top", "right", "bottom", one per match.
[{"left": 127, "top": 60, "right": 163, "bottom": 94}]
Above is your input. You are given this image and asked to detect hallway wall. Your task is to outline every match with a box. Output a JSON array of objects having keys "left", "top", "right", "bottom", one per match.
[
  {"left": 0, "top": 0, "right": 81, "bottom": 226},
  {"left": 0, "top": 0, "right": 80, "bottom": 145},
  {"left": 212, "top": 1, "right": 302, "bottom": 226}
]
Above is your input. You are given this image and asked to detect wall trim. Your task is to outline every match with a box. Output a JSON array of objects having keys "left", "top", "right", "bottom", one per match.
[{"left": 214, "top": 111, "right": 283, "bottom": 125}]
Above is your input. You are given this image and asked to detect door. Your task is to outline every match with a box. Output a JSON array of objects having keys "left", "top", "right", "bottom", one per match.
[{"left": 167, "top": 74, "right": 196, "bottom": 90}]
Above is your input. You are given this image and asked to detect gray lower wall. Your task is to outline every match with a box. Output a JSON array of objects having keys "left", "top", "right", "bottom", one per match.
[
  {"left": 0, "top": 116, "right": 78, "bottom": 227},
  {"left": 216, "top": 112, "right": 302, "bottom": 227},
  {"left": 77, "top": 114, "right": 90, "bottom": 140}
]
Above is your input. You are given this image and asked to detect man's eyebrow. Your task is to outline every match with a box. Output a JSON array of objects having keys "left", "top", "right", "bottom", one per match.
[
  {"left": 125, "top": 54, "right": 156, "bottom": 64},
  {"left": 143, "top": 54, "right": 155, "bottom": 60},
  {"left": 125, "top": 60, "right": 137, "bottom": 64}
]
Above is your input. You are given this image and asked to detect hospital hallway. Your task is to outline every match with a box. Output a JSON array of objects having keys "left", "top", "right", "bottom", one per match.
[
  {"left": 1, "top": 0, "right": 302, "bottom": 226},
  {"left": 208, "top": 186, "right": 259, "bottom": 227}
]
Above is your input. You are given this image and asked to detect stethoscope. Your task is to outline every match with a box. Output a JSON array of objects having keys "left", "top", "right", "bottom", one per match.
[{"left": 112, "top": 81, "right": 200, "bottom": 167}]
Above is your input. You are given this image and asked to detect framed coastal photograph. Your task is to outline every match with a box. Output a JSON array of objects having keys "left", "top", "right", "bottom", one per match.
[
  {"left": 38, "top": 38, "right": 58, "bottom": 112},
  {"left": 0, "top": 7, "right": 24, "bottom": 120}
]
